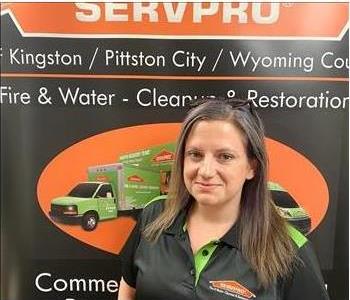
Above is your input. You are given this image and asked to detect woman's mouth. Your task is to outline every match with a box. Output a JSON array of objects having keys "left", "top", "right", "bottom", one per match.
[{"left": 195, "top": 182, "right": 221, "bottom": 191}]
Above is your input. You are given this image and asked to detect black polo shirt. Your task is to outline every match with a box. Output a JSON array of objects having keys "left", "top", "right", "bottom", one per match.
[{"left": 121, "top": 200, "right": 329, "bottom": 300}]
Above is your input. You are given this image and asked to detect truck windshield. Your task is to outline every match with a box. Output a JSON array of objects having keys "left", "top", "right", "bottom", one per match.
[
  {"left": 68, "top": 183, "right": 100, "bottom": 198},
  {"left": 271, "top": 191, "right": 299, "bottom": 208}
]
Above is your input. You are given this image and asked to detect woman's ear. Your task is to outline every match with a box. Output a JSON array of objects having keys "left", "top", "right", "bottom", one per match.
[{"left": 246, "top": 158, "right": 257, "bottom": 180}]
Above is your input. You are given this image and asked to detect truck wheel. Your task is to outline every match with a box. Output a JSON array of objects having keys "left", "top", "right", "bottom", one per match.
[{"left": 82, "top": 212, "right": 98, "bottom": 231}]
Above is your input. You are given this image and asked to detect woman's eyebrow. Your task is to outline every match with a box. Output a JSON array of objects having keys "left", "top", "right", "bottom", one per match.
[
  {"left": 216, "top": 147, "right": 235, "bottom": 152},
  {"left": 215, "top": 148, "right": 240, "bottom": 156},
  {"left": 185, "top": 146, "right": 202, "bottom": 151}
]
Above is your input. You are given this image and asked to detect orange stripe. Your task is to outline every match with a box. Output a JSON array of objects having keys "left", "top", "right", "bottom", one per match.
[{"left": 1, "top": 73, "right": 349, "bottom": 82}]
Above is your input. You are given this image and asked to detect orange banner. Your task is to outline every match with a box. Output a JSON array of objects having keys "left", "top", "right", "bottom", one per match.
[{"left": 1, "top": 3, "right": 349, "bottom": 38}]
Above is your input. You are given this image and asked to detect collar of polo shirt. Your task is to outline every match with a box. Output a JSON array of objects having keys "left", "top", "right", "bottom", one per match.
[{"left": 164, "top": 206, "right": 240, "bottom": 249}]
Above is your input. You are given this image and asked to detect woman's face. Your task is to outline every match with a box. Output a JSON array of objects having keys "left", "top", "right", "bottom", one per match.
[{"left": 183, "top": 120, "right": 255, "bottom": 209}]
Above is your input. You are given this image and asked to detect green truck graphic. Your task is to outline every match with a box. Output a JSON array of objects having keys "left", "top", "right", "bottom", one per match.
[
  {"left": 49, "top": 142, "right": 311, "bottom": 234},
  {"left": 50, "top": 163, "right": 161, "bottom": 231},
  {"left": 49, "top": 144, "right": 174, "bottom": 231}
]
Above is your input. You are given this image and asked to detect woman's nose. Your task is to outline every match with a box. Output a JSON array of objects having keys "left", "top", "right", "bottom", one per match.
[{"left": 198, "top": 157, "right": 215, "bottom": 178}]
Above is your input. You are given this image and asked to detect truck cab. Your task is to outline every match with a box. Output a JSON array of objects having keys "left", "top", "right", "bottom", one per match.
[
  {"left": 268, "top": 182, "right": 311, "bottom": 235},
  {"left": 49, "top": 181, "right": 117, "bottom": 231}
]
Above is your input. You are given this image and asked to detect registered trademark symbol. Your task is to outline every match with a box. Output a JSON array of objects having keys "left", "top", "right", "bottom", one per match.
[
  {"left": 227, "top": 90, "right": 236, "bottom": 98},
  {"left": 282, "top": 3, "right": 294, "bottom": 8}
]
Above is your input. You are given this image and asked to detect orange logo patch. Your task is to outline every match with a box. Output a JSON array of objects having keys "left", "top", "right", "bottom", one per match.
[
  {"left": 127, "top": 175, "right": 144, "bottom": 183},
  {"left": 209, "top": 280, "right": 256, "bottom": 299},
  {"left": 95, "top": 175, "right": 108, "bottom": 182},
  {"left": 152, "top": 150, "right": 174, "bottom": 163}
]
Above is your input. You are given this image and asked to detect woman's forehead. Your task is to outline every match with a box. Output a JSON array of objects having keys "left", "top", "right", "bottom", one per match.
[{"left": 185, "top": 120, "right": 247, "bottom": 151}]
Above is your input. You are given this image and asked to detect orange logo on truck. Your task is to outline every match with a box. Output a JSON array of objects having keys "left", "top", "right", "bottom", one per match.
[
  {"left": 96, "top": 175, "right": 108, "bottom": 182},
  {"left": 127, "top": 175, "right": 144, "bottom": 183},
  {"left": 210, "top": 280, "right": 256, "bottom": 299},
  {"left": 152, "top": 150, "right": 174, "bottom": 163}
]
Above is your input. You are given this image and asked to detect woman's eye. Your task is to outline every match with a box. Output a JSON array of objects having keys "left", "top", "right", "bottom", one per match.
[
  {"left": 186, "top": 151, "right": 202, "bottom": 160},
  {"left": 219, "top": 153, "right": 234, "bottom": 161}
]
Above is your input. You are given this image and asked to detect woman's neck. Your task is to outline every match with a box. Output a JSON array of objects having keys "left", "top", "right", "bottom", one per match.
[
  {"left": 189, "top": 200, "right": 240, "bottom": 226},
  {"left": 186, "top": 201, "right": 240, "bottom": 253}
]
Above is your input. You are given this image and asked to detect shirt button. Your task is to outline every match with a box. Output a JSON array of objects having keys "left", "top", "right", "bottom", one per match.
[
  {"left": 202, "top": 249, "right": 209, "bottom": 256},
  {"left": 190, "top": 269, "right": 195, "bottom": 276}
]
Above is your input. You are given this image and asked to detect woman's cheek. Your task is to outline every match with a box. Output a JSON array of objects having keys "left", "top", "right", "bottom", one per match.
[
  {"left": 183, "top": 163, "right": 196, "bottom": 190},
  {"left": 184, "top": 161, "right": 198, "bottom": 179}
]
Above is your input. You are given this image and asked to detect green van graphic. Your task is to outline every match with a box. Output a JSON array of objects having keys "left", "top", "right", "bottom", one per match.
[{"left": 50, "top": 163, "right": 161, "bottom": 231}]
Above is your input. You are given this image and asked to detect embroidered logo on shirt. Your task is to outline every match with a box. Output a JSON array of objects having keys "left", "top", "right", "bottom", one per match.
[{"left": 209, "top": 280, "right": 256, "bottom": 299}]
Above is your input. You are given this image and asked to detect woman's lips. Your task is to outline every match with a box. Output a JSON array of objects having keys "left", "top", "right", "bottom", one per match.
[{"left": 195, "top": 182, "right": 221, "bottom": 191}]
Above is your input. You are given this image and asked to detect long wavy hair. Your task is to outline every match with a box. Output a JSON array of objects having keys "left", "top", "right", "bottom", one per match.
[{"left": 144, "top": 98, "right": 296, "bottom": 288}]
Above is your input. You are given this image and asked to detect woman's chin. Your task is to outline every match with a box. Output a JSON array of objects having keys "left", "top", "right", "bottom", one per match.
[{"left": 194, "top": 196, "right": 220, "bottom": 207}]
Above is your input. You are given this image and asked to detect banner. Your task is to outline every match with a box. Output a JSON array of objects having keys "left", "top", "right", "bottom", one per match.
[{"left": 1, "top": 3, "right": 348, "bottom": 300}]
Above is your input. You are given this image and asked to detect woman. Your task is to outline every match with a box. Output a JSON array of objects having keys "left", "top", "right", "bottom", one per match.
[{"left": 118, "top": 98, "right": 329, "bottom": 300}]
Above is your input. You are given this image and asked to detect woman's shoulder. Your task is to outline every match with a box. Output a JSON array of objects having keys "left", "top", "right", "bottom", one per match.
[
  {"left": 287, "top": 225, "right": 318, "bottom": 266},
  {"left": 287, "top": 226, "right": 317, "bottom": 261},
  {"left": 284, "top": 225, "right": 329, "bottom": 299}
]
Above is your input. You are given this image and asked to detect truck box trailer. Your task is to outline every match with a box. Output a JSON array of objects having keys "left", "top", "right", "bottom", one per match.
[{"left": 119, "top": 142, "right": 175, "bottom": 194}]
